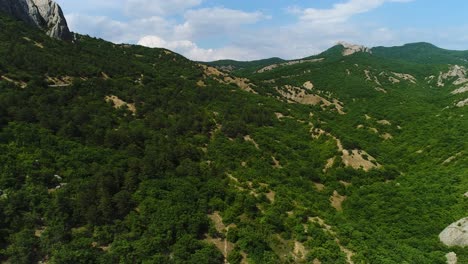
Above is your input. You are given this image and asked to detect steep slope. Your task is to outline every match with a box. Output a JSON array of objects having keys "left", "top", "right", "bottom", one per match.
[
  {"left": 204, "top": 42, "right": 468, "bottom": 263},
  {"left": 0, "top": 14, "right": 344, "bottom": 264},
  {"left": 0, "top": 14, "right": 467, "bottom": 264}
]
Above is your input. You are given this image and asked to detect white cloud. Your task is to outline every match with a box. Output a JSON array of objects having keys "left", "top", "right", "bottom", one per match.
[
  {"left": 61, "top": 0, "right": 427, "bottom": 61},
  {"left": 124, "top": 0, "right": 203, "bottom": 16},
  {"left": 174, "top": 7, "right": 268, "bottom": 40},
  {"left": 66, "top": 14, "right": 172, "bottom": 44},
  {"left": 56, "top": 0, "right": 123, "bottom": 12},
  {"left": 66, "top": 5, "right": 270, "bottom": 61},
  {"left": 137, "top": 35, "right": 255, "bottom": 61},
  {"left": 292, "top": 0, "right": 413, "bottom": 24}
]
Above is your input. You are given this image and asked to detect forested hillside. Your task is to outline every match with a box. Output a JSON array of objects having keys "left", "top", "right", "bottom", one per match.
[{"left": 0, "top": 14, "right": 466, "bottom": 264}]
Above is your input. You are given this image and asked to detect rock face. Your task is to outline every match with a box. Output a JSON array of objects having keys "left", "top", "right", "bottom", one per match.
[
  {"left": 0, "top": 0, "right": 71, "bottom": 40},
  {"left": 439, "top": 217, "right": 468, "bottom": 247},
  {"left": 337, "top": 41, "right": 372, "bottom": 56},
  {"left": 438, "top": 65, "right": 468, "bottom": 87}
]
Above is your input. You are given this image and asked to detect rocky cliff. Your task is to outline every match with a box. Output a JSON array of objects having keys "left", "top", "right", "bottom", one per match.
[{"left": 0, "top": 0, "right": 71, "bottom": 40}]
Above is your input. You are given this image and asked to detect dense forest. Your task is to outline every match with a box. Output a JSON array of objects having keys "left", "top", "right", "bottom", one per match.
[{"left": 0, "top": 13, "right": 466, "bottom": 264}]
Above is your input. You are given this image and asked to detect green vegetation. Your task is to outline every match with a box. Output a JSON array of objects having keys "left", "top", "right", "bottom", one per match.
[
  {"left": 0, "top": 14, "right": 466, "bottom": 264},
  {"left": 372, "top": 42, "right": 468, "bottom": 64},
  {"left": 206, "top": 57, "right": 285, "bottom": 73}
]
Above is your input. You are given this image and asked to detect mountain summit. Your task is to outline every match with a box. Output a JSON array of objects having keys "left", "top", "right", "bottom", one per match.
[
  {"left": 336, "top": 41, "right": 372, "bottom": 56},
  {"left": 0, "top": 0, "right": 71, "bottom": 40}
]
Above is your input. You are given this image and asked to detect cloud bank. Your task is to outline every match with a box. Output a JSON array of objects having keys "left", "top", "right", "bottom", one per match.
[{"left": 58, "top": 0, "right": 442, "bottom": 61}]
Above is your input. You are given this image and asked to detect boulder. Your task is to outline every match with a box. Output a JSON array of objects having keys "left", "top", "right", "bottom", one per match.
[
  {"left": 445, "top": 252, "right": 457, "bottom": 264},
  {"left": 439, "top": 217, "right": 468, "bottom": 247}
]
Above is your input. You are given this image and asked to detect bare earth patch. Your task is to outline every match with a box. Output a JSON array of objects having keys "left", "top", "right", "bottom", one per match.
[
  {"left": 456, "top": 98, "right": 468, "bottom": 107},
  {"left": 200, "top": 64, "right": 257, "bottom": 94},
  {"left": 389, "top": 76, "right": 400, "bottom": 84},
  {"left": 266, "top": 190, "right": 276, "bottom": 203},
  {"left": 197, "top": 80, "right": 206, "bottom": 87},
  {"left": 375, "top": 87, "right": 387, "bottom": 93},
  {"left": 452, "top": 85, "right": 468, "bottom": 94},
  {"left": 293, "top": 241, "right": 308, "bottom": 261},
  {"left": 330, "top": 190, "right": 347, "bottom": 211},
  {"left": 46, "top": 76, "right": 73, "bottom": 87},
  {"left": 303, "top": 81, "right": 314, "bottom": 90},
  {"left": 35, "top": 227, "right": 46, "bottom": 237},
  {"left": 443, "top": 152, "right": 463, "bottom": 164},
  {"left": 308, "top": 216, "right": 355, "bottom": 264},
  {"left": 1, "top": 75, "right": 27, "bottom": 88},
  {"left": 381, "top": 133, "right": 393, "bottom": 140},
  {"left": 377, "top": 119, "right": 392, "bottom": 125},
  {"left": 341, "top": 149, "right": 381, "bottom": 171},
  {"left": 209, "top": 212, "right": 230, "bottom": 233},
  {"left": 256, "top": 58, "right": 324, "bottom": 73},
  {"left": 101, "top": 72, "right": 110, "bottom": 80},
  {"left": 34, "top": 42, "right": 44, "bottom": 48},
  {"left": 338, "top": 241, "right": 356, "bottom": 264},
  {"left": 364, "top": 70, "right": 372, "bottom": 81},
  {"left": 23, "top": 36, "right": 44, "bottom": 48},
  {"left": 309, "top": 217, "right": 336, "bottom": 235},
  {"left": 310, "top": 125, "right": 380, "bottom": 171},
  {"left": 227, "top": 173, "right": 276, "bottom": 203},
  {"left": 392, "top": 72, "right": 417, "bottom": 83},
  {"left": 314, "top": 182, "right": 325, "bottom": 191},
  {"left": 244, "top": 135, "right": 260, "bottom": 149},
  {"left": 277, "top": 85, "right": 345, "bottom": 114},
  {"left": 340, "top": 181, "right": 352, "bottom": 187},
  {"left": 275, "top": 112, "right": 286, "bottom": 120},
  {"left": 323, "top": 157, "right": 336, "bottom": 172},
  {"left": 272, "top": 156, "right": 282, "bottom": 169},
  {"left": 105, "top": 95, "right": 136, "bottom": 114},
  {"left": 207, "top": 212, "right": 236, "bottom": 262}
]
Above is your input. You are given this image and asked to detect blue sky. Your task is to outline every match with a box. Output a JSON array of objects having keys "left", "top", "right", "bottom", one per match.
[{"left": 55, "top": 0, "right": 468, "bottom": 61}]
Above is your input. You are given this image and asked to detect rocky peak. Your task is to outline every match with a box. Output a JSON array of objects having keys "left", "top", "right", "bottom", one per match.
[
  {"left": 337, "top": 41, "right": 372, "bottom": 56},
  {"left": 0, "top": 0, "right": 71, "bottom": 40}
]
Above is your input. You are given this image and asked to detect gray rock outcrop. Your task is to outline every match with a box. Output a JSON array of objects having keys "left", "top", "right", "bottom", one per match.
[
  {"left": 337, "top": 41, "right": 372, "bottom": 56},
  {"left": 445, "top": 252, "right": 457, "bottom": 264},
  {"left": 0, "top": 0, "right": 71, "bottom": 40},
  {"left": 439, "top": 217, "right": 468, "bottom": 247}
]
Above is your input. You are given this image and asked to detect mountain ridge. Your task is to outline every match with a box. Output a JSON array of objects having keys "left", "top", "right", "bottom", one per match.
[{"left": 207, "top": 42, "right": 468, "bottom": 70}]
